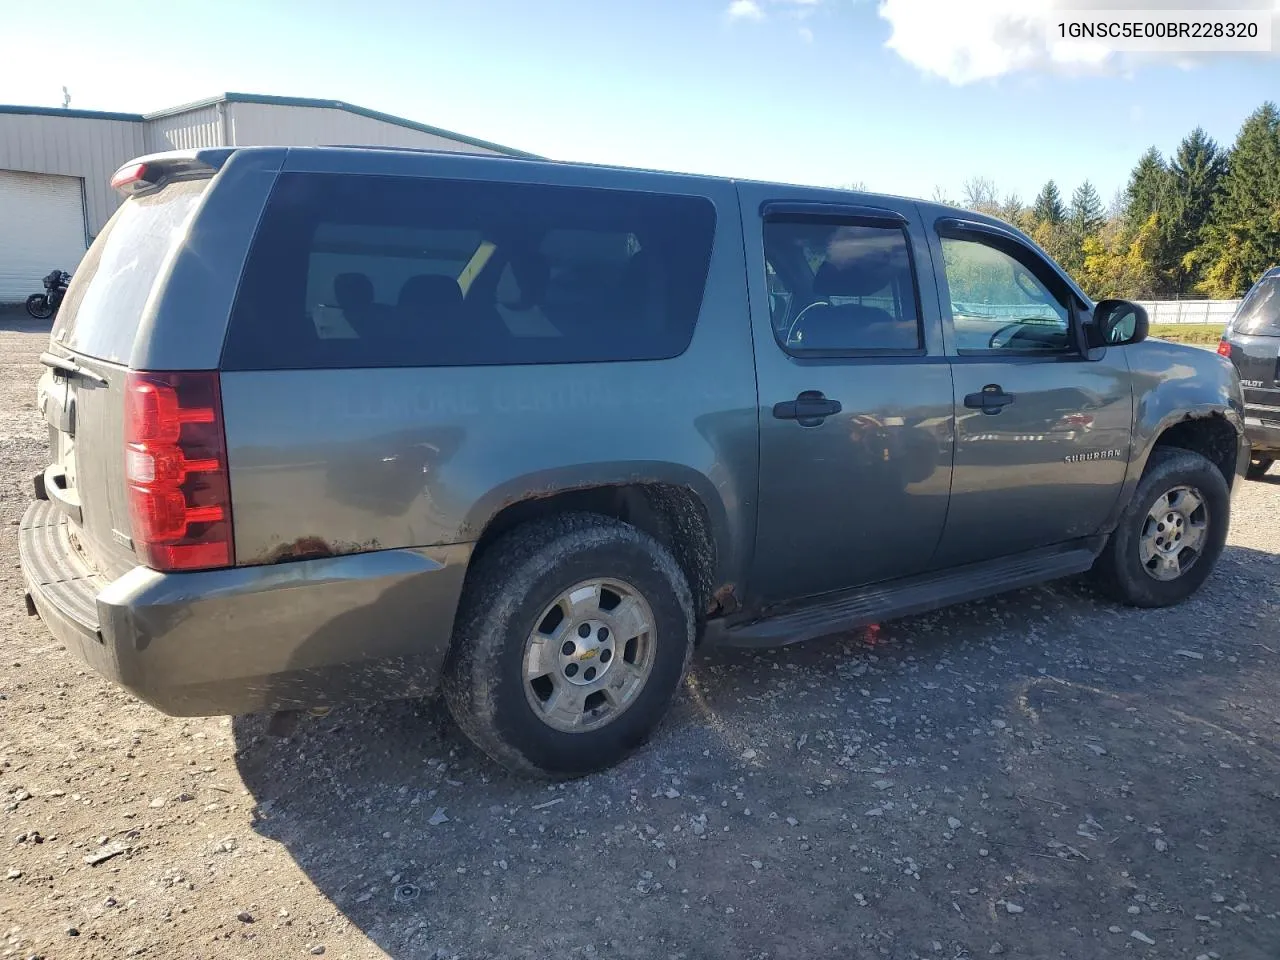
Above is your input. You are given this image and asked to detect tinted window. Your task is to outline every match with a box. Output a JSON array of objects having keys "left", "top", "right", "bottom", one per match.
[
  {"left": 222, "top": 173, "right": 717, "bottom": 370},
  {"left": 1231, "top": 276, "right": 1280, "bottom": 336},
  {"left": 940, "top": 237, "right": 1071, "bottom": 353},
  {"left": 52, "top": 179, "right": 207, "bottom": 363},
  {"left": 763, "top": 219, "right": 921, "bottom": 353}
]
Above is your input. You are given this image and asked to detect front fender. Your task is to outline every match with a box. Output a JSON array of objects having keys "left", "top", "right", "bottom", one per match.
[{"left": 1103, "top": 339, "right": 1246, "bottom": 530}]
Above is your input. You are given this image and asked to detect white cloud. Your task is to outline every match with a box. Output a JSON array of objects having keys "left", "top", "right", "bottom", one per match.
[
  {"left": 799, "top": 25, "right": 815, "bottom": 42},
  {"left": 726, "top": 0, "right": 825, "bottom": 23},
  {"left": 726, "top": 0, "right": 765, "bottom": 21},
  {"left": 877, "top": 0, "right": 1278, "bottom": 84}
]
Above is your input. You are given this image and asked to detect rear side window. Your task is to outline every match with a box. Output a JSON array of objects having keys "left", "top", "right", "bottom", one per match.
[
  {"left": 53, "top": 179, "right": 207, "bottom": 363},
  {"left": 763, "top": 218, "right": 922, "bottom": 354},
  {"left": 222, "top": 173, "right": 717, "bottom": 370},
  {"left": 1231, "top": 276, "right": 1280, "bottom": 336}
]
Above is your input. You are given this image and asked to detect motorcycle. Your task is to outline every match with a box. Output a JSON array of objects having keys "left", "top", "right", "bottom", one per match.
[{"left": 26, "top": 269, "right": 71, "bottom": 320}]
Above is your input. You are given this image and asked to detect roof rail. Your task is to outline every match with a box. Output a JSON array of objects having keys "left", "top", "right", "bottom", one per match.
[{"left": 317, "top": 143, "right": 537, "bottom": 160}]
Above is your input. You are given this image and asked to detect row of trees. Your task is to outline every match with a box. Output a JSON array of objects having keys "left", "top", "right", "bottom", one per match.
[{"left": 936, "top": 101, "right": 1280, "bottom": 301}]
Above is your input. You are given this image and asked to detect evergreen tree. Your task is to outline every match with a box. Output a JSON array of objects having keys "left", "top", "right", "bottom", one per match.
[
  {"left": 1165, "top": 127, "right": 1228, "bottom": 294},
  {"left": 1032, "top": 180, "right": 1066, "bottom": 224},
  {"left": 1122, "top": 146, "right": 1186, "bottom": 294},
  {"left": 1070, "top": 181, "right": 1105, "bottom": 235},
  {"left": 1197, "top": 103, "right": 1280, "bottom": 297},
  {"left": 998, "top": 193, "right": 1025, "bottom": 228},
  {"left": 1125, "top": 147, "right": 1171, "bottom": 226}
]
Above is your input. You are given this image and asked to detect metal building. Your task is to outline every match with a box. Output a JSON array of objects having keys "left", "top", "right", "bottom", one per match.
[{"left": 0, "top": 93, "right": 533, "bottom": 302}]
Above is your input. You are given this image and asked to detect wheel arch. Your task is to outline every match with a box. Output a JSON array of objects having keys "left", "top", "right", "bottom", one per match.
[
  {"left": 462, "top": 467, "right": 738, "bottom": 622},
  {"left": 1147, "top": 411, "right": 1242, "bottom": 488},
  {"left": 1101, "top": 406, "right": 1245, "bottom": 538}
]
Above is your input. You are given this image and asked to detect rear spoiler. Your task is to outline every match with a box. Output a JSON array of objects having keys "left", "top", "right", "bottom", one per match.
[{"left": 110, "top": 149, "right": 235, "bottom": 196}]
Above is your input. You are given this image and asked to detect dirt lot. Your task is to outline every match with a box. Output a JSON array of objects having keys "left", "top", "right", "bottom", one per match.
[{"left": 2, "top": 316, "right": 1279, "bottom": 960}]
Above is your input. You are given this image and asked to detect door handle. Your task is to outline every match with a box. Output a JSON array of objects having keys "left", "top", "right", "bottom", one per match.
[
  {"left": 773, "top": 390, "right": 842, "bottom": 426},
  {"left": 963, "top": 384, "right": 1015, "bottom": 415}
]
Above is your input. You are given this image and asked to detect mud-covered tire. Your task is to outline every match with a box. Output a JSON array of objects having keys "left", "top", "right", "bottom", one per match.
[
  {"left": 442, "top": 513, "right": 694, "bottom": 778},
  {"left": 1092, "top": 447, "right": 1230, "bottom": 608},
  {"left": 1246, "top": 457, "right": 1274, "bottom": 480}
]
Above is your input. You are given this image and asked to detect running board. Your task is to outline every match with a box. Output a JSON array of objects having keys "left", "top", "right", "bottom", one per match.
[{"left": 715, "top": 540, "right": 1102, "bottom": 648}]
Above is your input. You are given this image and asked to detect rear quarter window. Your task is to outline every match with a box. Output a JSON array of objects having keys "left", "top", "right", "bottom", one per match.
[{"left": 221, "top": 173, "right": 717, "bottom": 370}]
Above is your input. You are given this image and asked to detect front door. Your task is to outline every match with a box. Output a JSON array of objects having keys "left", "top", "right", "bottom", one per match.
[
  {"left": 927, "top": 218, "right": 1132, "bottom": 568},
  {"left": 741, "top": 186, "right": 955, "bottom": 606}
]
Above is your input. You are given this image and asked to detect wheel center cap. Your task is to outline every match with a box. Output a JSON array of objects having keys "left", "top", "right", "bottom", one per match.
[{"left": 558, "top": 619, "right": 615, "bottom": 686}]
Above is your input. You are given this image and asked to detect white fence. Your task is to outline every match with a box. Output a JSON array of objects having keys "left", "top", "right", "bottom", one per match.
[
  {"left": 947, "top": 299, "right": 1241, "bottom": 325},
  {"left": 1134, "top": 299, "right": 1241, "bottom": 325}
]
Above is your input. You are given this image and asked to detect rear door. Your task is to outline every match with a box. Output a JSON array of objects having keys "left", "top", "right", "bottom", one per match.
[
  {"left": 1225, "top": 275, "right": 1280, "bottom": 414},
  {"left": 38, "top": 177, "right": 211, "bottom": 579},
  {"left": 740, "top": 184, "right": 955, "bottom": 605}
]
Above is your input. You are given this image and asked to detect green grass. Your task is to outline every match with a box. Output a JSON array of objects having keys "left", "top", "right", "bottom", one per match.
[{"left": 1148, "top": 322, "right": 1224, "bottom": 346}]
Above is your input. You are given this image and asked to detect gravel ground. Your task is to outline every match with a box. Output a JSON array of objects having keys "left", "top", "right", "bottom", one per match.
[{"left": 2, "top": 317, "right": 1279, "bottom": 960}]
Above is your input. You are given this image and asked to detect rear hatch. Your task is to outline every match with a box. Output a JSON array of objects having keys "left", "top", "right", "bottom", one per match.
[
  {"left": 1224, "top": 275, "right": 1280, "bottom": 417},
  {"left": 39, "top": 176, "right": 211, "bottom": 580}
]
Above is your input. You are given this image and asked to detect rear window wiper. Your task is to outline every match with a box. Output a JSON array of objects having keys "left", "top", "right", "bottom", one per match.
[{"left": 40, "top": 352, "right": 108, "bottom": 387}]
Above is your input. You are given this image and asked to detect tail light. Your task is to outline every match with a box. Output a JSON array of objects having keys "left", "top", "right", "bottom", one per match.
[
  {"left": 1217, "top": 339, "right": 1232, "bottom": 358},
  {"left": 125, "top": 371, "right": 234, "bottom": 571}
]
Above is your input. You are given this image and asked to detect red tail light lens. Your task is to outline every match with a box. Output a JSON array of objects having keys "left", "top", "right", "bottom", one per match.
[
  {"left": 110, "top": 162, "right": 153, "bottom": 193},
  {"left": 1217, "top": 339, "right": 1232, "bottom": 358},
  {"left": 125, "top": 371, "right": 234, "bottom": 571}
]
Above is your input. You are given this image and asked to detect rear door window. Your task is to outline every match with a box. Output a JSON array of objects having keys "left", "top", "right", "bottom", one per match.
[
  {"left": 1231, "top": 277, "right": 1280, "bottom": 336},
  {"left": 52, "top": 179, "right": 207, "bottom": 364},
  {"left": 763, "top": 218, "right": 923, "bottom": 354},
  {"left": 221, "top": 173, "right": 717, "bottom": 370}
]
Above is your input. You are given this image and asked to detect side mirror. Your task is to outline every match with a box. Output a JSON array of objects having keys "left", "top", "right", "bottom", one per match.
[{"left": 1087, "top": 299, "right": 1149, "bottom": 348}]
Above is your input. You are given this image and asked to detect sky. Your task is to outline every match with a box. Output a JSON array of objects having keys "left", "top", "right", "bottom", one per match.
[{"left": 3, "top": 0, "right": 1279, "bottom": 206}]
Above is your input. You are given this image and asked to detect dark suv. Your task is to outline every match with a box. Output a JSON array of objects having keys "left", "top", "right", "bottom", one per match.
[
  {"left": 21, "top": 147, "right": 1247, "bottom": 777},
  {"left": 1218, "top": 266, "right": 1280, "bottom": 478}
]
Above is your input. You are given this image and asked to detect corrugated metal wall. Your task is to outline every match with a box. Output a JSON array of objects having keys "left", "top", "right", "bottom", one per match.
[
  {"left": 0, "top": 112, "right": 146, "bottom": 240},
  {"left": 146, "top": 104, "right": 223, "bottom": 153},
  {"left": 227, "top": 103, "right": 502, "bottom": 153}
]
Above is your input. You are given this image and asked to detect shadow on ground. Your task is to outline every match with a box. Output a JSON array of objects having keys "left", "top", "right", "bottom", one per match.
[
  {"left": 234, "top": 547, "right": 1280, "bottom": 960},
  {"left": 0, "top": 304, "right": 54, "bottom": 333}
]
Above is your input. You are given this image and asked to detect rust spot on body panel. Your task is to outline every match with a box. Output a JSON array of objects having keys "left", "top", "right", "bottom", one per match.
[
  {"left": 253, "top": 536, "right": 382, "bottom": 565},
  {"left": 709, "top": 582, "right": 739, "bottom": 616}
]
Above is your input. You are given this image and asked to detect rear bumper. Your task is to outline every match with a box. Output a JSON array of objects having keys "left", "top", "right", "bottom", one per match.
[
  {"left": 19, "top": 500, "right": 471, "bottom": 716},
  {"left": 1244, "top": 410, "right": 1280, "bottom": 457}
]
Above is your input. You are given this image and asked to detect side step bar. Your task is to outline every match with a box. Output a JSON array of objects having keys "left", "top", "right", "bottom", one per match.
[{"left": 714, "top": 540, "right": 1102, "bottom": 648}]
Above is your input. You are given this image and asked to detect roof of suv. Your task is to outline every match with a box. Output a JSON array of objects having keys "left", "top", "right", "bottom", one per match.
[
  {"left": 174, "top": 142, "right": 928, "bottom": 206},
  {"left": 129, "top": 144, "right": 1085, "bottom": 302}
]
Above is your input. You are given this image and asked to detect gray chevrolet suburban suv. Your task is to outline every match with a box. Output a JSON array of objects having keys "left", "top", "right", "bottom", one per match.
[{"left": 21, "top": 147, "right": 1248, "bottom": 777}]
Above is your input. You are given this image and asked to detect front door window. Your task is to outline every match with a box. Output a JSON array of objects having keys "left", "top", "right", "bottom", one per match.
[{"left": 940, "top": 237, "right": 1071, "bottom": 353}]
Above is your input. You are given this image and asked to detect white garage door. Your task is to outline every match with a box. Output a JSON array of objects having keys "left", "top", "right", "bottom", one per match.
[{"left": 0, "top": 170, "right": 87, "bottom": 302}]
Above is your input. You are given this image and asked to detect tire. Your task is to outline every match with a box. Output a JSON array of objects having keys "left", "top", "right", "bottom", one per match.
[
  {"left": 442, "top": 513, "right": 695, "bottom": 778},
  {"left": 25, "top": 294, "right": 53, "bottom": 320},
  {"left": 1093, "top": 447, "right": 1230, "bottom": 608},
  {"left": 1246, "top": 457, "right": 1274, "bottom": 480}
]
